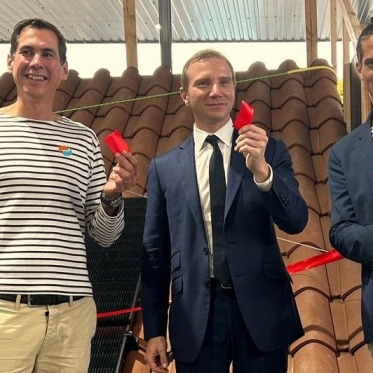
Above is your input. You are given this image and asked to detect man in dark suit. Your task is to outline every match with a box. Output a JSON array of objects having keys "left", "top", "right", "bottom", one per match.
[
  {"left": 141, "top": 49, "right": 308, "bottom": 373},
  {"left": 329, "top": 23, "right": 373, "bottom": 359}
]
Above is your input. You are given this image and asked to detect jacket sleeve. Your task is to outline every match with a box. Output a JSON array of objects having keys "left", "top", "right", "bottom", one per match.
[
  {"left": 86, "top": 134, "right": 124, "bottom": 247},
  {"left": 329, "top": 146, "right": 373, "bottom": 265},
  {"left": 141, "top": 159, "right": 171, "bottom": 340},
  {"left": 260, "top": 138, "right": 308, "bottom": 234}
]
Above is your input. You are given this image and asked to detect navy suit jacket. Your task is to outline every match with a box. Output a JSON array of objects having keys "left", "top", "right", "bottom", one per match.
[
  {"left": 141, "top": 131, "right": 308, "bottom": 362},
  {"left": 329, "top": 111, "right": 373, "bottom": 343}
]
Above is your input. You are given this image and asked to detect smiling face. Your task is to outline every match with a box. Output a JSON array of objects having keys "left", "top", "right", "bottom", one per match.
[
  {"left": 180, "top": 57, "right": 235, "bottom": 132},
  {"left": 7, "top": 26, "right": 68, "bottom": 104}
]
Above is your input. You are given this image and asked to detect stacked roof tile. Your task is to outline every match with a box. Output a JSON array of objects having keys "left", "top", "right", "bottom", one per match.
[{"left": 1, "top": 59, "right": 371, "bottom": 372}]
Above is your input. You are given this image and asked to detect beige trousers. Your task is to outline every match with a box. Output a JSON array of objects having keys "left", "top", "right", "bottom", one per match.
[{"left": 0, "top": 296, "right": 97, "bottom": 373}]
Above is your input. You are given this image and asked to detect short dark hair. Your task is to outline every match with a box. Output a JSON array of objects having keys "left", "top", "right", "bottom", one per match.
[
  {"left": 180, "top": 49, "right": 236, "bottom": 91},
  {"left": 10, "top": 18, "right": 67, "bottom": 65},
  {"left": 356, "top": 22, "right": 373, "bottom": 63}
]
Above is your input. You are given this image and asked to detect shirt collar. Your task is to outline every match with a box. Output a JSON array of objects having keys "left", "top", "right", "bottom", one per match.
[{"left": 193, "top": 119, "right": 234, "bottom": 152}]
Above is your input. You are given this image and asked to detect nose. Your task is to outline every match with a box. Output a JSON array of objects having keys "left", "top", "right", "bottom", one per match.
[
  {"left": 210, "top": 83, "right": 222, "bottom": 96},
  {"left": 29, "top": 52, "right": 43, "bottom": 67}
]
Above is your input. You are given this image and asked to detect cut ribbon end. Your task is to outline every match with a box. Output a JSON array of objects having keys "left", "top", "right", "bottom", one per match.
[
  {"left": 233, "top": 101, "right": 254, "bottom": 130},
  {"left": 104, "top": 129, "right": 131, "bottom": 154}
]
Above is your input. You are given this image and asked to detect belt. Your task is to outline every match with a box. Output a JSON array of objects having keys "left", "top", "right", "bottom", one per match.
[
  {"left": 0, "top": 294, "right": 84, "bottom": 306},
  {"left": 210, "top": 278, "right": 234, "bottom": 290}
]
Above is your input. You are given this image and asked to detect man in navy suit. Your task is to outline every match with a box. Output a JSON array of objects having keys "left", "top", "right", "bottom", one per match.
[
  {"left": 141, "top": 49, "right": 308, "bottom": 373},
  {"left": 329, "top": 23, "right": 373, "bottom": 360}
]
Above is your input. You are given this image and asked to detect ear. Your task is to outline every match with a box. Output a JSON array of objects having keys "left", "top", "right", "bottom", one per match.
[
  {"left": 7, "top": 54, "right": 14, "bottom": 74},
  {"left": 61, "top": 61, "right": 69, "bottom": 81},
  {"left": 179, "top": 87, "right": 189, "bottom": 106},
  {"left": 356, "top": 60, "right": 363, "bottom": 81}
]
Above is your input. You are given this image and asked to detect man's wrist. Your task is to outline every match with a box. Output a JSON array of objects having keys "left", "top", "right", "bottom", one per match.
[
  {"left": 100, "top": 192, "right": 123, "bottom": 208},
  {"left": 254, "top": 164, "right": 273, "bottom": 191}
]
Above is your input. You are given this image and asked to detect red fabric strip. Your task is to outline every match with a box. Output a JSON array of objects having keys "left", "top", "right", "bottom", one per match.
[{"left": 97, "top": 250, "right": 344, "bottom": 318}]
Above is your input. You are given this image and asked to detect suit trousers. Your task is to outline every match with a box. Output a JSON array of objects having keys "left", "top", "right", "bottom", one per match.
[
  {"left": 175, "top": 281, "right": 288, "bottom": 373},
  {"left": 0, "top": 296, "right": 97, "bottom": 373}
]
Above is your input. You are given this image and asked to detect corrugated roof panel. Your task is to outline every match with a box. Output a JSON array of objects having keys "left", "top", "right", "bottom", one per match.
[
  {"left": 135, "top": 0, "right": 159, "bottom": 42},
  {"left": 354, "top": 0, "right": 372, "bottom": 23},
  {"left": 0, "top": 0, "right": 371, "bottom": 43}
]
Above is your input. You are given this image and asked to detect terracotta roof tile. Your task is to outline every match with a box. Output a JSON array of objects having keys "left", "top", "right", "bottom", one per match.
[
  {"left": 290, "top": 253, "right": 331, "bottom": 297},
  {"left": 92, "top": 107, "right": 131, "bottom": 136},
  {"left": 330, "top": 298, "right": 350, "bottom": 351},
  {"left": 289, "top": 343, "right": 339, "bottom": 371},
  {"left": 310, "top": 119, "right": 347, "bottom": 155},
  {"left": 272, "top": 79, "right": 308, "bottom": 108},
  {"left": 348, "top": 345, "right": 373, "bottom": 372},
  {"left": 312, "top": 153, "right": 329, "bottom": 183},
  {"left": 166, "top": 74, "right": 184, "bottom": 115},
  {"left": 130, "top": 106, "right": 166, "bottom": 135},
  {"left": 96, "top": 89, "right": 135, "bottom": 118},
  {"left": 248, "top": 101, "right": 272, "bottom": 132},
  {"left": 0, "top": 73, "right": 16, "bottom": 106},
  {"left": 308, "top": 100, "right": 345, "bottom": 130},
  {"left": 74, "top": 68, "right": 112, "bottom": 96},
  {"left": 271, "top": 100, "right": 309, "bottom": 131},
  {"left": 291, "top": 290, "right": 336, "bottom": 353},
  {"left": 138, "top": 66, "right": 174, "bottom": 94},
  {"left": 320, "top": 217, "right": 334, "bottom": 251},
  {"left": 278, "top": 121, "right": 312, "bottom": 152},
  {"left": 308, "top": 59, "right": 339, "bottom": 85},
  {"left": 316, "top": 184, "right": 331, "bottom": 216},
  {"left": 345, "top": 289, "right": 365, "bottom": 353},
  {"left": 108, "top": 67, "right": 142, "bottom": 95},
  {"left": 156, "top": 128, "right": 192, "bottom": 157},
  {"left": 288, "top": 146, "right": 315, "bottom": 180},
  {"left": 235, "top": 61, "right": 271, "bottom": 90},
  {"left": 237, "top": 81, "right": 271, "bottom": 108},
  {"left": 270, "top": 60, "right": 305, "bottom": 88},
  {"left": 1, "top": 61, "right": 367, "bottom": 373},
  {"left": 57, "top": 69, "right": 81, "bottom": 95},
  {"left": 326, "top": 259, "right": 362, "bottom": 299},
  {"left": 305, "top": 81, "right": 341, "bottom": 107}
]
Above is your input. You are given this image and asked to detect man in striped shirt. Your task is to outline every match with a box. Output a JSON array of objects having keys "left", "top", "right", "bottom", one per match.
[{"left": 0, "top": 18, "right": 138, "bottom": 373}]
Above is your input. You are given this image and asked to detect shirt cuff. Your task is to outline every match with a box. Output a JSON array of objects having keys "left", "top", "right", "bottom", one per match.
[{"left": 254, "top": 164, "right": 273, "bottom": 191}]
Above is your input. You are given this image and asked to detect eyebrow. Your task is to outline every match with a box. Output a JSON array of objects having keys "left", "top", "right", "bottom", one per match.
[
  {"left": 364, "top": 57, "right": 373, "bottom": 65},
  {"left": 194, "top": 76, "right": 233, "bottom": 83},
  {"left": 18, "top": 45, "right": 56, "bottom": 54}
]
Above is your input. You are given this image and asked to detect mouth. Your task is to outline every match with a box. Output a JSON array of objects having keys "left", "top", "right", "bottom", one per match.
[
  {"left": 25, "top": 73, "right": 47, "bottom": 81},
  {"left": 207, "top": 103, "right": 226, "bottom": 108},
  {"left": 207, "top": 101, "right": 226, "bottom": 106}
]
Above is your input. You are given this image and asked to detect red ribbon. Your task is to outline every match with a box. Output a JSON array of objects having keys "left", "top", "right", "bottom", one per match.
[
  {"left": 97, "top": 250, "right": 344, "bottom": 318},
  {"left": 233, "top": 101, "right": 254, "bottom": 130},
  {"left": 286, "top": 249, "right": 343, "bottom": 274},
  {"left": 104, "top": 129, "right": 131, "bottom": 154},
  {"left": 97, "top": 305, "right": 141, "bottom": 319}
]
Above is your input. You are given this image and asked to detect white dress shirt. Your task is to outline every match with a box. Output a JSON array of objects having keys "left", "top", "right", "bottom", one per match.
[{"left": 193, "top": 119, "right": 273, "bottom": 276}]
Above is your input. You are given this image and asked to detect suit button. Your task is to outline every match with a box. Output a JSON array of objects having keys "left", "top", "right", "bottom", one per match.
[
  {"left": 203, "top": 247, "right": 209, "bottom": 255},
  {"left": 204, "top": 279, "right": 211, "bottom": 289}
]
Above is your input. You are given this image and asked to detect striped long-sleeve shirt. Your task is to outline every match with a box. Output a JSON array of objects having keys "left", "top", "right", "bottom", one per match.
[{"left": 0, "top": 114, "right": 124, "bottom": 296}]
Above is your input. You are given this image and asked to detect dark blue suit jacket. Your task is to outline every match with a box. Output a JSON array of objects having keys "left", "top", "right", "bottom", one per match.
[
  {"left": 141, "top": 131, "right": 308, "bottom": 362},
  {"left": 329, "top": 111, "right": 373, "bottom": 343}
]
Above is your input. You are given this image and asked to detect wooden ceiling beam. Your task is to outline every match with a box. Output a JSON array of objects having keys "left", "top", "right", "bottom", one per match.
[
  {"left": 305, "top": 0, "right": 318, "bottom": 67},
  {"left": 337, "top": 0, "right": 363, "bottom": 48},
  {"left": 123, "top": 0, "right": 138, "bottom": 69}
]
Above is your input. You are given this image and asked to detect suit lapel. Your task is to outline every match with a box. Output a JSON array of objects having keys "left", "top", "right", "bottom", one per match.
[
  {"left": 178, "top": 137, "right": 206, "bottom": 230},
  {"left": 226, "top": 131, "right": 247, "bottom": 216},
  {"left": 356, "top": 121, "right": 373, "bottom": 187},
  {"left": 177, "top": 131, "right": 247, "bottom": 223}
]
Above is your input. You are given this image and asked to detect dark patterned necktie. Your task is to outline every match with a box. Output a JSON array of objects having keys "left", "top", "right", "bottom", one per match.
[{"left": 205, "top": 135, "right": 231, "bottom": 286}]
